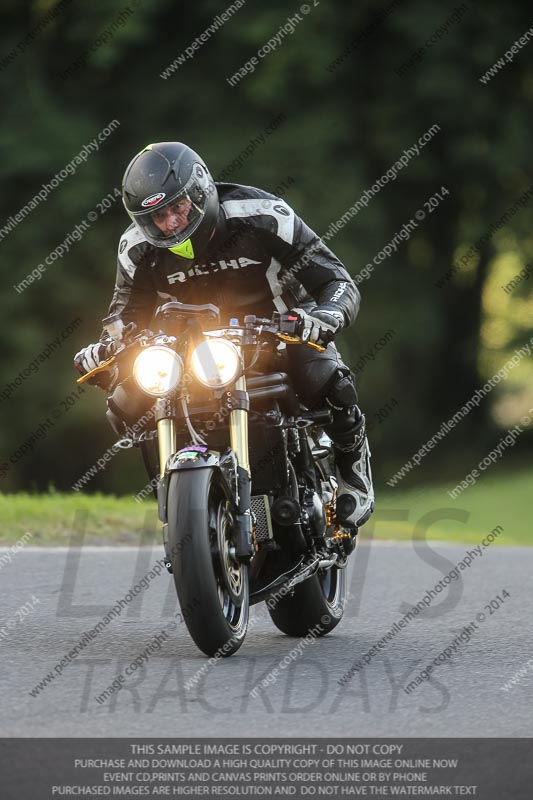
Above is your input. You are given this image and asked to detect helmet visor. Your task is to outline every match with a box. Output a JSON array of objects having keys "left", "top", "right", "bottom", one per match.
[{"left": 130, "top": 172, "right": 211, "bottom": 248}]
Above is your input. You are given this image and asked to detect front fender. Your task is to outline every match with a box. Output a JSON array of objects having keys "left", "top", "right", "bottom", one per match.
[
  {"left": 168, "top": 447, "right": 220, "bottom": 471},
  {"left": 159, "top": 447, "right": 237, "bottom": 523}
]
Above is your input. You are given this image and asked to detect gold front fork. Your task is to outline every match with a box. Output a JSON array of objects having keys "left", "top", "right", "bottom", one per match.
[
  {"left": 228, "top": 372, "right": 254, "bottom": 559},
  {"left": 157, "top": 418, "right": 176, "bottom": 479},
  {"left": 229, "top": 375, "right": 250, "bottom": 474}
]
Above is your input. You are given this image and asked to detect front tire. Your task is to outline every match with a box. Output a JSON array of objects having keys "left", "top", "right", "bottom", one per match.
[
  {"left": 167, "top": 468, "right": 249, "bottom": 657},
  {"left": 267, "top": 565, "right": 346, "bottom": 637}
]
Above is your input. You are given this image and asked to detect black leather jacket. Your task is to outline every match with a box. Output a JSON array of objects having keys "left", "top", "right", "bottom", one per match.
[{"left": 100, "top": 182, "right": 359, "bottom": 340}]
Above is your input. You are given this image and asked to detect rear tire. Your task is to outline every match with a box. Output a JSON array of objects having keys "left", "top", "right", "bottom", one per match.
[
  {"left": 268, "top": 441, "right": 346, "bottom": 638},
  {"left": 167, "top": 468, "right": 248, "bottom": 657},
  {"left": 267, "top": 565, "right": 345, "bottom": 637}
]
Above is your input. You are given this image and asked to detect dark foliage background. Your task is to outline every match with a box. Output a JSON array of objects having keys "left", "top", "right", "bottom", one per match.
[{"left": 1, "top": 0, "right": 531, "bottom": 494}]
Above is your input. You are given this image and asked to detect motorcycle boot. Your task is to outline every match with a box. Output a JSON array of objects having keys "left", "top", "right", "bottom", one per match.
[
  {"left": 333, "top": 414, "right": 374, "bottom": 528},
  {"left": 323, "top": 368, "right": 374, "bottom": 528}
]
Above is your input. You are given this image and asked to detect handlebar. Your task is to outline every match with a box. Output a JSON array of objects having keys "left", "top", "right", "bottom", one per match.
[
  {"left": 77, "top": 310, "right": 325, "bottom": 385},
  {"left": 245, "top": 312, "right": 326, "bottom": 352}
]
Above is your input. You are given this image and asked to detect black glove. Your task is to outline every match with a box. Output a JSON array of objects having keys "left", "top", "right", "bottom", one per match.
[
  {"left": 74, "top": 342, "right": 107, "bottom": 376},
  {"left": 74, "top": 342, "right": 116, "bottom": 390},
  {"left": 291, "top": 307, "right": 344, "bottom": 346}
]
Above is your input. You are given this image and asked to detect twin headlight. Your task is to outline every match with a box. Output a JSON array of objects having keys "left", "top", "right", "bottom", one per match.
[
  {"left": 133, "top": 346, "right": 183, "bottom": 397},
  {"left": 190, "top": 340, "right": 240, "bottom": 389},
  {"left": 133, "top": 339, "right": 240, "bottom": 397}
]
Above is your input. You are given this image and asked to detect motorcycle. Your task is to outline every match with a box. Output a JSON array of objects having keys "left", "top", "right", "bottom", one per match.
[{"left": 78, "top": 302, "right": 358, "bottom": 657}]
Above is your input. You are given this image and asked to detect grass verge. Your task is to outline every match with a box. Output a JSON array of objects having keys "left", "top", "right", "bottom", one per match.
[{"left": 0, "top": 467, "right": 529, "bottom": 546}]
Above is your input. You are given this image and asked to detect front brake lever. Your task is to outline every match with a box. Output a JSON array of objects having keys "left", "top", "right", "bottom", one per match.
[
  {"left": 77, "top": 324, "right": 151, "bottom": 385},
  {"left": 76, "top": 356, "right": 116, "bottom": 384},
  {"left": 276, "top": 332, "right": 325, "bottom": 352}
]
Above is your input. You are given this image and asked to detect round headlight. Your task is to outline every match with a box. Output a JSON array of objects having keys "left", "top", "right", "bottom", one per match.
[
  {"left": 190, "top": 339, "right": 241, "bottom": 388},
  {"left": 133, "top": 346, "right": 183, "bottom": 397}
]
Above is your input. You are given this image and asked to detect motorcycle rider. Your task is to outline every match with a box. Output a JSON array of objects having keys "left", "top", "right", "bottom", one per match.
[{"left": 74, "top": 142, "right": 374, "bottom": 528}]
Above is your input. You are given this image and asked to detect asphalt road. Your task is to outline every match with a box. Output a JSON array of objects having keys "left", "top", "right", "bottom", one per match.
[{"left": 1, "top": 540, "right": 531, "bottom": 736}]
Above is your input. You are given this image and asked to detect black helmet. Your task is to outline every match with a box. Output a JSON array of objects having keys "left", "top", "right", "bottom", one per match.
[{"left": 122, "top": 142, "right": 219, "bottom": 259}]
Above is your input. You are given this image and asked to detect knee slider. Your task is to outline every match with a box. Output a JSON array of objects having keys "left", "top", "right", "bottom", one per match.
[{"left": 327, "top": 369, "right": 358, "bottom": 410}]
